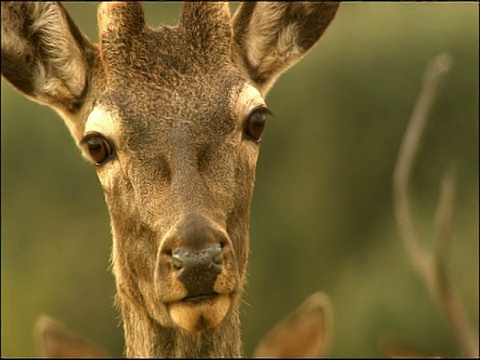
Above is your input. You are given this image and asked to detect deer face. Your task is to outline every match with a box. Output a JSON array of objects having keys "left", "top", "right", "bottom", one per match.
[
  {"left": 2, "top": 1, "right": 339, "bottom": 353},
  {"left": 81, "top": 6, "right": 273, "bottom": 331},
  {"left": 85, "top": 56, "right": 267, "bottom": 333}
]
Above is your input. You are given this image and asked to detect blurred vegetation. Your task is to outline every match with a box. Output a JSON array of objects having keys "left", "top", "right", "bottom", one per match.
[{"left": 1, "top": 2, "right": 478, "bottom": 358}]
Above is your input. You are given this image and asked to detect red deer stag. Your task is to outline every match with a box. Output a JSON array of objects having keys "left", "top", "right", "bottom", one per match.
[{"left": 1, "top": 1, "right": 340, "bottom": 358}]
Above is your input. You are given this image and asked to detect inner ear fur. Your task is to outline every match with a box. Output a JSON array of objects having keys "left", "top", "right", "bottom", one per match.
[
  {"left": 232, "top": 2, "right": 340, "bottom": 96},
  {"left": 1, "top": 2, "right": 95, "bottom": 113}
]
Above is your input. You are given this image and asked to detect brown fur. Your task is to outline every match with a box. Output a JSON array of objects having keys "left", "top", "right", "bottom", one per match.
[{"left": 2, "top": 2, "right": 339, "bottom": 358}]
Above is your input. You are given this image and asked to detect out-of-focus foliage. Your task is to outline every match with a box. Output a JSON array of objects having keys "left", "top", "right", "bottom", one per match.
[{"left": 1, "top": 2, "right": 478, "bottom": 358}]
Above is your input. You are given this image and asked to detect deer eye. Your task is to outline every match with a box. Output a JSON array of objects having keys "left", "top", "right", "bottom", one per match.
[
  {"left": 245, "top": 107, "right": 272, "bottom": 142},
  {"left": 81, "top": 132, "right": 114, "bottom": 165}
]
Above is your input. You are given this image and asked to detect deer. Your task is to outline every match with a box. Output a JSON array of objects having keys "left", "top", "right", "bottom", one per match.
[
  {"left": 29, "top": 51, "right": 479, "bottom": 359},
  {"left": 1, "top": 1, "right": 340, "bottom": 357}
]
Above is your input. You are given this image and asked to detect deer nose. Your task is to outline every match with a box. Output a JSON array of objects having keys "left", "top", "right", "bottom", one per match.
[
  {"left": 172, "top": 244, "right": 223, "bottom": 299},
  {"left": 155, "top": 213, "right": 237, "bottom": 303}
]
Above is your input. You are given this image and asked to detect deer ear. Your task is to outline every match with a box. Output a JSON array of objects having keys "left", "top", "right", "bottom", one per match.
[
  {"left": 254, "top": 292, "right": 333, "bottom": 358},
  {"left": 1, "top": 2, "right": 95, "bottom": 113},
  {"left": 35, "top": 315, "right": 108, "bottom": 358},
  {"left": 232, "top": 2, "right": 339, "bottom": 96}
]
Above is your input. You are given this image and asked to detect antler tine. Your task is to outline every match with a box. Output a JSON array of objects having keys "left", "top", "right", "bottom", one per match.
[
  {"left": 180, "top": 2, "right": 232, "bottom": 57},
  {"left": 97, "top": 2, "right": 146, "bottom": 74},
  {"left": 98, "top": 2, "right": 145, "bottom": 43}
]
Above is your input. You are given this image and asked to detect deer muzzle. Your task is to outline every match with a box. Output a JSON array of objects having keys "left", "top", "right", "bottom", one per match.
[
  {"left": 154, "top": 213, "right": 239, "bottom": 332},
  {"left": 172, "top": 244, "right": 223, "bottom": 300}
]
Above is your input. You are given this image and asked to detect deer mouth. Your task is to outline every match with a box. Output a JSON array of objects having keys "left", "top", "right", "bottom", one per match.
[
  {"left": 169, "top": 293, "right": 231, "bottom": 332},
  {"left": 182, "top": 293, "right": 218, "bottom": 303}
]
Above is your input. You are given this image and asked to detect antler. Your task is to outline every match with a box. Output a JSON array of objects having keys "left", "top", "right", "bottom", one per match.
[
  {"left": 97, "top": 2, "right": 146, "bottom": 73},
  {"left": 180, "top": 2, "right": 232, "bottom": 58},
  {"left": 98, "top": 2, "right": 145, "bottom": 41},
  {"left": 392, "top": 53, "right": 479, "bottom": 358}
]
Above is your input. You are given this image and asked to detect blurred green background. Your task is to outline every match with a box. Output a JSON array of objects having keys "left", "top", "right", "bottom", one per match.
[{"left": 1, "top": 2, "right": 478, "bottom": 358}]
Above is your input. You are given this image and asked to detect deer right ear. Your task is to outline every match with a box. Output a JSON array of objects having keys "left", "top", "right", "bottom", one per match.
[
  {"left": 1, "top": 2, "right": 95, "bottom": 114},
  {"left": 254, "top": 292, "right": 333, "bottom": 358},
  {"left": 231, "top": 2, "right": 340, "bottom": 97}
]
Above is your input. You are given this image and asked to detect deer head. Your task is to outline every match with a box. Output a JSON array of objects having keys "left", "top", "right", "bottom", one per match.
[{"left": 1, "top": 2, "right": 339, "bottom": 357}]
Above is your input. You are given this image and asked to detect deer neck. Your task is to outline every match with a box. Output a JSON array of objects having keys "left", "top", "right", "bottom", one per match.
[{"left": 119, "top": 298, "right": 242, "bottom": 358}]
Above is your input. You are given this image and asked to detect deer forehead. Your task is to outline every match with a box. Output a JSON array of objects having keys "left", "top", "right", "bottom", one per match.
[
  {"left": 83, "top": 82, "right": 265, "bottom": 220},
  {"left": 85, "top": 82, "right": 265, "bottom": 143},
  {"left": 84, "top": 82, "right": 265, "bottom": 189}
]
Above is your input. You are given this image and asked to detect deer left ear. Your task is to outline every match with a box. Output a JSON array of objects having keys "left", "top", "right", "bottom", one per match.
[
  {"left": 35, "top": 315, "right": 108, "bottom": 358},
  {"left": 1, "top": 2, "right": 95, "bottom": 113},
  {"left": 231, "top": 2, "right": 340, "bottom": 96}
]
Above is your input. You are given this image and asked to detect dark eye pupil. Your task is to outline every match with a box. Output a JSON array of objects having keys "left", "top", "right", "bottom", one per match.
[
  {"left": 247, "top": 111, "right": 267, "bottom": 141},
  {"left": 87, "top": 136, "right": 110, "bottom": 164}
]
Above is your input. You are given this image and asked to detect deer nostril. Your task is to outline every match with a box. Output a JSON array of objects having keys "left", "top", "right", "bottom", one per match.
[
  {"left": 171, "top": 245, "right": 223, "bottom": 269},
  {"left": 171, "top": 255, "right": 184, "bottom": 270},
  {"left": 212, "top": 250, "right": 223, "bottom": 266}
]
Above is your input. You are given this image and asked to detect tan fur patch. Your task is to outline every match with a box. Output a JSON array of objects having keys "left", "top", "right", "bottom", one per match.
[{"left": 169, "top": 295, "right": 231, "bottom": 332}]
